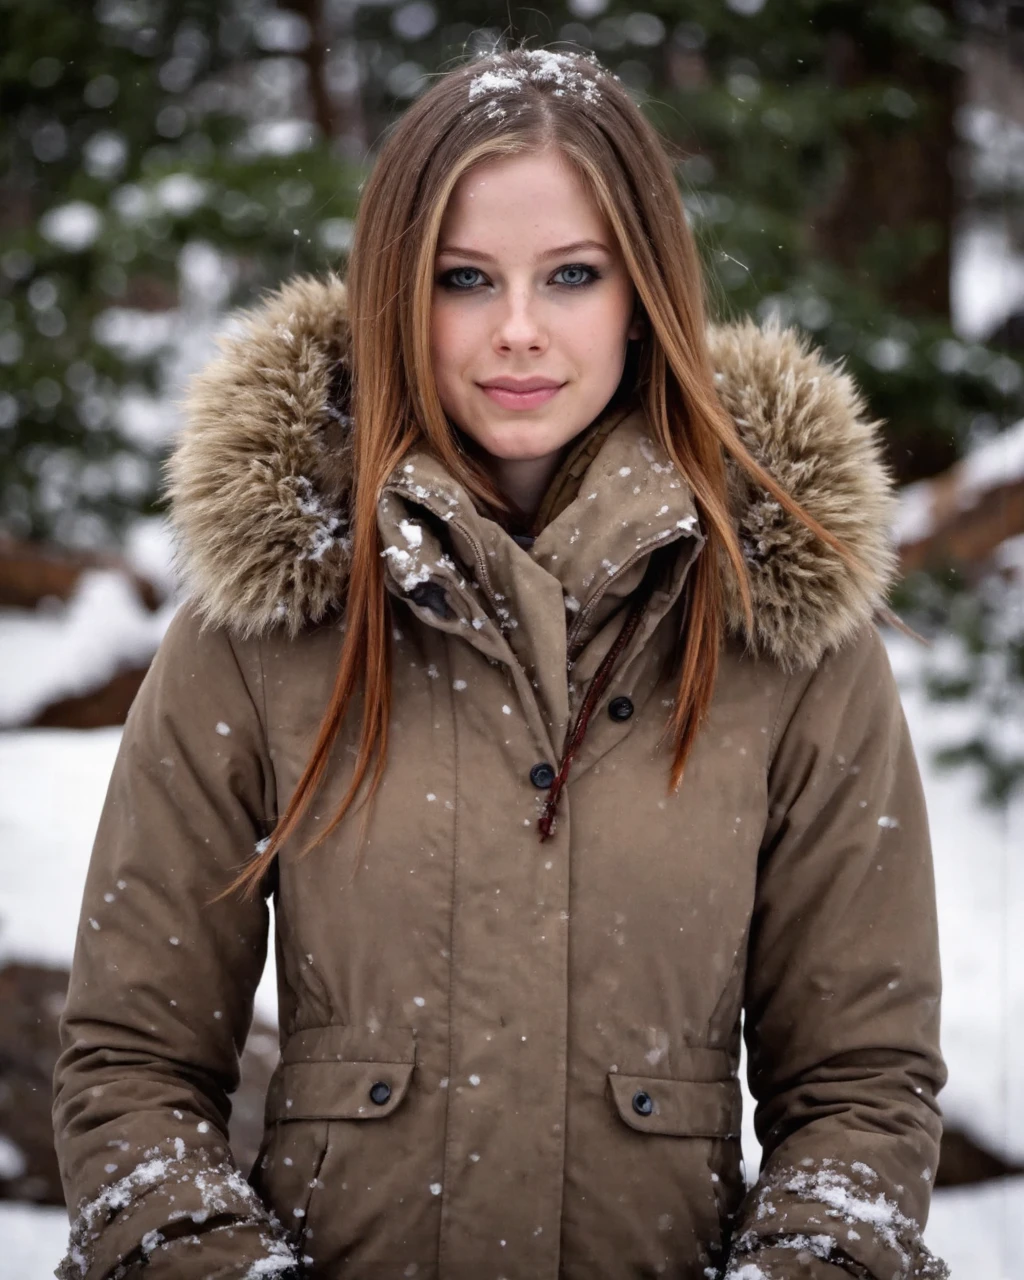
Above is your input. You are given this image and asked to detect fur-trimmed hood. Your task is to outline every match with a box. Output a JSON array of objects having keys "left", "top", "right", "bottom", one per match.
[{"left": 163, "top": 272, "right": 897, "bottom": 669}]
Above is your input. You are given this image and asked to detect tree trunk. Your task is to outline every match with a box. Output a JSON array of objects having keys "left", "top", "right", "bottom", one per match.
[{"left": 811, "top": 4, "right": 959, "bottom": 319}]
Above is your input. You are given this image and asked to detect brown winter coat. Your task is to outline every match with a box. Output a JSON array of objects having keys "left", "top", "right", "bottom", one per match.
[{"left": 53, "top": 274, "right": 948, "bottom": 1280}]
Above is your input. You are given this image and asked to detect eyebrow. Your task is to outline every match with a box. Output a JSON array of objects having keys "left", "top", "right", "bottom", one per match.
[{"left": 435, "top": 239, "right": 612, "bottom": 261}]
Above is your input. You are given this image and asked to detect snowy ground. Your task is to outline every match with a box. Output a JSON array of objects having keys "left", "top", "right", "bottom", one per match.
[{"left": 0, "top": 628, "right": 1021, "bottom": 1275}]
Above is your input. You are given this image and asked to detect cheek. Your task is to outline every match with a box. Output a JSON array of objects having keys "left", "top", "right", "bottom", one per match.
[
  {"left": 568, "top": 303, "right": 632, "bottom": 378},
  {"left": 606, "top": 282, "right": 638, "bottom": 346},
  {"left": 430, "top": 303, "right": 473, "bottom": 382},
  {"left": 571, "top": 288, "right": 634, "bottom": 363}
]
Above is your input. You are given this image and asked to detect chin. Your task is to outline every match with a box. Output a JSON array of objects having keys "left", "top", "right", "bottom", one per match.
[{"left": 471, "top": 419, "right": 578, "bottom": 462}]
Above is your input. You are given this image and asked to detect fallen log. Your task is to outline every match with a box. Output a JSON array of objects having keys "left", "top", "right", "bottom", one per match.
[{"left": 897, "top": 420, "right": 1024, "bottom": 573}]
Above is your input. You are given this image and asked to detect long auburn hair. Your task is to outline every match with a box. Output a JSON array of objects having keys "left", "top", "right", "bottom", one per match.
[{"left": 225, "top": 46, "right": 861, "bottom": 900}]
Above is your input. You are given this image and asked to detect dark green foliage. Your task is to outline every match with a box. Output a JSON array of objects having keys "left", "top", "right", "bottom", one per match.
[
  {"left": 895, "top": 561, "right": 1024, "bottom": 806},
  {"left": 352, "top": 0, "right": 1024, "bottom": 483},
  {"left": 0, "top": 0, "right": 358, "bottom": 545},
  {"left": 3, "top": 2, "right": 1024, "bottom": 805}
]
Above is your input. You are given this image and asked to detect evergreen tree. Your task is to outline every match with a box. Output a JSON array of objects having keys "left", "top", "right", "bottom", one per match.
[
  {"left": 3, "top": 0, "right": 1023, "bottom": 797},
  {"left": 0, "top": 0, "right": 359, "bottom": 546},
  {"left": 351, "top": 0, "right": 1024, "bottom": 483}
]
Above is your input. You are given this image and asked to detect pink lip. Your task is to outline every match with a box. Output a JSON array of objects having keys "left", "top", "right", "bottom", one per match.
[{"left": 479, "top": 380, "right": 565, "bottom": 410}]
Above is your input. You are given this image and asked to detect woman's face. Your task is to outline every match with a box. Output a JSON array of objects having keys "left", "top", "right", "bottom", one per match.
[{"left": 430, "top": 148, "right": 643, "bottom": 472}]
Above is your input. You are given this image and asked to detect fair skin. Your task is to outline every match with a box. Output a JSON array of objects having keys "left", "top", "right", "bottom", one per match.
[{"left": 430, "top": 147, "right": 644, "bottom": 523}]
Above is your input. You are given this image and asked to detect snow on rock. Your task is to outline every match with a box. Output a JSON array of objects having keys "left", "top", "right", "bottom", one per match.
[
  {"left": 0, "top": 726, "right": 279, "bottom": 1018},
  {"left": 0, "top": 571, "right": 177, "bottom": 728},
  {"left": 123, "top": 515, "right": 179, "bottom": 599},
  {"left": 892, "top": 476, "right": 939, "bottom": 548},
  {"left": 0, "top": 727, "right": 123, "bottom": 967},
  {"left": 888, "top": 633, "right": 1024, "bottom": 1163},
  {"left": 0, "top": 1133, "right": 27, "bottom": 1179},
  {"left": 960, "top": 417, "right": 1024, "bottom": 494},
  {"left": 0, "top": 1202, "right": 77, "bottom": 1280},
  {"left": 951, "top": 217, "right": 1024, "bottom": 343},
  {"left": 894, "top": 416, "right": 1024, "bottom": 551},
  {"left": 922, "top": 1174, "right": 1024, "bottom": 1279}
]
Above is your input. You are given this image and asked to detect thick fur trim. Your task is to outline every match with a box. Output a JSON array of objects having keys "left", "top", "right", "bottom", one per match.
[
  {"left": 707, "top": 318, "right": 897, "bottom": 669},
  {"left": 164, "top": 273, "right": 355, "bottom": 640},
  {"left": 164, "top": 274, "right": 897, "bottom": 666}
]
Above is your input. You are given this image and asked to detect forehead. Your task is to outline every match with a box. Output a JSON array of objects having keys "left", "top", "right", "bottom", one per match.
[{"left": 438, "top": 150, "right": 609, "bottom": 250}]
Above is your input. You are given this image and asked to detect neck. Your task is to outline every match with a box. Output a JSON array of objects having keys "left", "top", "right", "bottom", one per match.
[{"left": 483, "top": 449, "right": 569, "bottom": 530}]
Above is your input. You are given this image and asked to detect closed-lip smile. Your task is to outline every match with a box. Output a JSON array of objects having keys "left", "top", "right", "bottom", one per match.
[{"left": 479, "top": 377, "right": 565, "bottom": 392}]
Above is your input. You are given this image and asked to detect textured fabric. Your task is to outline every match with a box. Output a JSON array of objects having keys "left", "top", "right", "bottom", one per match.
[
  {"left": 724, "top": 1245, "right": 862, "bottom": 1278},
  {"left": 531, "top": 394, "right": 635, "bottom": 532},
  {"left": 52, "top": 272, "right": 948, "bottom": 1280},
  {"left": 162, "top": 273, "right": 899, "bottom": 668}
]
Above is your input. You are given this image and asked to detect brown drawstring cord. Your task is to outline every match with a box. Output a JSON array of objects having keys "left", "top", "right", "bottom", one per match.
[{"left": 537, "top": 586, "right": 652, "bottom": 842}]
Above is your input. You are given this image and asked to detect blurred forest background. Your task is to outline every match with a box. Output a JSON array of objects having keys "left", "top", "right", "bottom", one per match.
[
  {"left": 3, "top": 0, "right": 1024, "bottom": 794},
  {"left": 2, "top": 1, "right": 1024, "bottom": 1273}
]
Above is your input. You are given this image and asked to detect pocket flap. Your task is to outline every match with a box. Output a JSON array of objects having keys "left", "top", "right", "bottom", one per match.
[
  {"left": 270, "top": 1059, "right": 415, "bottom": 1121},
  {"left": 607, "top": 1072, "right": 741, "bottom": 1137}
]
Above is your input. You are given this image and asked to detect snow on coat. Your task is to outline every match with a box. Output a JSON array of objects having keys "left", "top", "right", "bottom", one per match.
[{"left": 52, "top": 273, "right": 948, "bottom": 1280}]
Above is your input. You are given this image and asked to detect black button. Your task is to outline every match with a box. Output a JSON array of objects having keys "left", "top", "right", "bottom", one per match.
[
  {"left": 530, "top": 762, "right": 556, "bottom": 789},
  {"left": 608, "top": 696, "right": 634, "bottom": 722},
  {"left": 632, "top": 1090, "right": 654, "bottom": 1117},
  {"left": 369, "top": 1081, "right": 392, "bottom": 1106}
]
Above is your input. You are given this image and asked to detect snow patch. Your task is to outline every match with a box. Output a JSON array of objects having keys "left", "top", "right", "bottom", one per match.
[
  {"left": 467, "top": 50, "right": 602, "bottom": 105},
  {"left": 381, "top": 545, "right": 431, "bottom": 592},
  {"left": 39, "top": 202, "right": 103, "bottom": 252},
  {"left": 0, "top": 572, "right": 176, "bottom": 728}
]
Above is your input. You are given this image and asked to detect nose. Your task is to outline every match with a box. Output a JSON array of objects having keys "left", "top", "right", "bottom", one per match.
[{"left": 492, "top": 286, "right": 548, "bottom": 356}]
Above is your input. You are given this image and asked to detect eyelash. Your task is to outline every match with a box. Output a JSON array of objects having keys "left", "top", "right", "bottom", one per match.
[{"left": 437, "top": 263, "right": 602, "bottom": 292}]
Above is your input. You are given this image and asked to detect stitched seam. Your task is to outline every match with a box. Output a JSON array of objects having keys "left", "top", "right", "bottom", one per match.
[
  {"left": 766, "top": 672, "right": 794, "bottom": 765},
  {"left": 295, "top": 1121, "right": 330, "bottom": 1256},
  {"left": 437, "top": 634, "right": 460, "bottom": 1277},
  {"left": 222, "top": 625, "right": 277, "bottom": 843},
  {"left": 257, "top": 628, "right": 279, "bottom": 825}
]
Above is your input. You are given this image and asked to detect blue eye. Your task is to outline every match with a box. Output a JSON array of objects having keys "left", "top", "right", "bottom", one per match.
[
  {"left": 437, "top": 263, "right": 601, "bottom": 291},
  {"left": 440, "top": 267, "right": 486, "bottom": 290},
  {"left": 553, "top": 263, "right": 599, "bottom": 288}
]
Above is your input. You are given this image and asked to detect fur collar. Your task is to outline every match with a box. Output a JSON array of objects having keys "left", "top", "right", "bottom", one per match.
[{"left": 163, "top": 272, "right": 897, "bottom": 669}]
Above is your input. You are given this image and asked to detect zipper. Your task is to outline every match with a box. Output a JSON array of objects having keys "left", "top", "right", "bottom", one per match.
[
  {"left": 391, "top": 484, "right": 502, "bottom": 618},
  {"left": 566, "top": 526, "right": 696, "bottom": 664}
]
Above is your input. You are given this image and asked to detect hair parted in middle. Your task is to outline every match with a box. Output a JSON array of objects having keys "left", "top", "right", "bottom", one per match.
[{"left": 224, "top": 45, "right": 862, "bottom": 899}]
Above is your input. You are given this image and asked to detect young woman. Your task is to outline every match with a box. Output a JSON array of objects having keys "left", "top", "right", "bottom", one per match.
[{"left": 53, "top": 47, "right": 949, "bottom": 1280}]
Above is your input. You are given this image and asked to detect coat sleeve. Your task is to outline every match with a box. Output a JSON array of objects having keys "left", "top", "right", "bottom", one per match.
[
  {"left": 51, "top": 601, "right": 298, "bottom": 1280},
  {"left": 722, "top": 625, "right": 949, "bottom": 1280}
]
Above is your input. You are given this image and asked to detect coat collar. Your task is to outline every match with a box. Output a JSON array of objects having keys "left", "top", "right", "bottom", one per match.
[
  {"left": 165, "top": 271, "right": 898, "bottom": 670},
  {"left": 375, "top": 404, "right": 703, "bottom": 744},
  {"left": 378, "top": 403, "right": 700, "bottom": 644}
]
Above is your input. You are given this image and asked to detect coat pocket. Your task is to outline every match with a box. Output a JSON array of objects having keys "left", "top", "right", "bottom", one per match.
[
  {"left": 605, "top": 1070, "right": 741, "bottom": 1138},
  {"left": 254, "top": 1023, "right": 419, "bottom": 1256},
  {"left": 600, "top": 1068, "right": 746, "bottom": 1273},
  {"left": 268, "top": 1059, "right": 416, "bottom": 1123}
]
